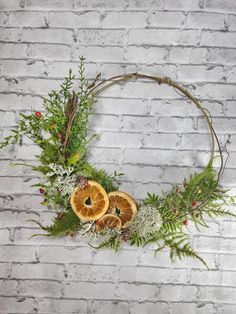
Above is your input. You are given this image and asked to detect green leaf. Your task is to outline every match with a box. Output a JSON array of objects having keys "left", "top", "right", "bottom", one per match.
[{"left": 67, "top": 153, "right": 80, "bottom": 165}]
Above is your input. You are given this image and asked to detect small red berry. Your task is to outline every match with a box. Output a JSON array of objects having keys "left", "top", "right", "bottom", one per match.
[
  {"left": 35, "top": 111, "right": 42, "bottom": 118},
  {"left": 183, "top": 219, "right": 188, "bottom": 226},
  {"left": 191, "top": 200, "right": 197, "bottom": 207},
  {"left": 95, "top": 220, "right": 100, "bottom": 225},
  {"left": 39, "top": 188, "right": 45, "bottom": 194},
  {"left": 56, "top": 133, "right": 62, "bottom": 140},
  {"left": 56, "top": 212, "right": 63, "bottom": 220}
]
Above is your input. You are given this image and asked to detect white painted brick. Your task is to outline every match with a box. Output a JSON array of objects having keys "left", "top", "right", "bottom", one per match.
[
  {"left": 64, "top": 282, "right": 116, "bottom": 299},
  {"left": 0, "top": 210, "right": 39, "bottom": 228},
  {"left": 198, "top": 286, "right": 236, "bottom": 303},
  {"left": 126, "top": 0, "right": 163, "bottom": 9},
  {"left": 0, "top": 228, "right": 10, "bottom": 244},
  {"left": 18, "top": 279, "right": 61, "bottom": 297},
  {"left": 205, "top": 0, "right": 236, "bottom": 12},
  {"left": 217, "top": 304, "right": 236, "bottom": 314},
  {"left": 77, "top": 29, "right": 126, "bottom": 46},
  {"left": 0, "top": 60, "right": 47, "bottom": 77},
  {"left": 102, "top": 11, "right": 147, "bottom": 28},
  {"left": 171, "top": 303, "right": 215, "bottom": 314},
  {"left": 122, "top": 165, "right": 162, "bottom": 182},
  {"left": 186, "top": 12, "right": 225, "bottom": 30},
  {"left": 11, "top": 263, "right": 65, "bottom": 280},
  {"left": 129, "top": 29, "right": 200, "bottom": 46},
  {"left": 0, "top": 246, "right": 38, "bottom": 262},
  {"left": 49, "top": 11, "right": 101, "bottom": 28},
  {"left": 74, "top": 46, "right": 125, "bottom": 62},
  {"left": 74, "top": 0, "right": 126, "bottom": 9},
  {"left": 38, "top": 246, "right": 94, "bottom": 264},
  {"left": 37, "top": 298, "right": 88, "bottom": 313},
  {"left": 67, "top": 264, "right": 118, "bottom": 282},
  {"left": 164, "top": 0, "right": 201, "bottom": 10},
  {"left": 0, "top": 262, "right": 11, "bottom": 277},
  {"left": 207, "top": 48, "right": 236, "bottom": 65},
  {"left": 129, "top": 302, "right": 169, "bottom": 314},
  {"left": 91, "top": 301, "right": 129, "bottom": 314},
  {"left": 220, "top": 254, "right": 236, "bottom": 270},
  {"left": 0, "top": 12, "right": 8, "bottom": 26},
  {"left": 143, "top": 133, "right": 179, "bottom": 149},
  {"left": 8, "top": 12, "right": 47, "bottom": 27},
  {"left": 159, "top": 117, "right": 194, "bottom": 132},
  {"left": 228, "top": 15, "right": 236, "bottom": 31},
  {"left": 121, "top": 116, "right": 157, "bottom": 131},
  {"left": 201, "top": 30, "right": 236, "bottom": 48},
  {"left": 88, "top": 147, "right": 121, "bottom": 164},
  {"left": 116, "top": 282, "right": 159, "bottom": 301},
  {"left": 169, "top": 47, "right": 208, "bottom": 64},
  {"left": 0, "top": 296, "right": 36, "bottom": 313},
  {"left": 0, "top": 27, "right": 21, "bottom": 42},
  {"left": 27, "top": 43, "right": 71, "bottom": 61},
  {"left": 90, "top": 114, "right": 121, "bottom": 131},
  {"left": 149, "top": 11, "right": 185, "bottom": 28},
  {"left": 0, "top": 0, "right": 22, "bottom": 10},
  {"left": 22, "top": 28, "right": 74, "bottom": 44},
  {"left": 93, "top": 249, "right": 137, "bottom": 266},
  {"left": 221, "top": 221, "right": 236, "bottom": 237},
  {"left": 160, "top": 284, "right": 197, "bottom": 301},
  {"left": 222, "top": 271, "right": 236, "bottom": 286},
  {"left": 24, "top": 0, "right": 74, "bottom": 10},
  {"left": 126, "top": 46, "right": 168, "bottom": 64},
  {"left": 92, "top": 132, "right": 142, "bottom": 148},
  {"left": 178, "top": 65, "right": 225, "bottom": 82},
  {"left": 190, "top": 269, "right": 222, "bottom": 285}
]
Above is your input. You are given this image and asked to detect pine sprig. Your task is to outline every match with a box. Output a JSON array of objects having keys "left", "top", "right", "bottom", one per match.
[{"left": 90, "top": 235, "right": 121, "bottom": 252}]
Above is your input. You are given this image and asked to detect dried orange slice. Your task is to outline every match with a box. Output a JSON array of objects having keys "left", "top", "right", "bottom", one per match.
[
  {"left": 107, "top": 191, "right": 137, "bottom": 228},
  {"left": 95, "top": 214, "right": 122, "bottom": 233},
  {"left": 70, "top": 181, "right": 109, "bottom": 222}
]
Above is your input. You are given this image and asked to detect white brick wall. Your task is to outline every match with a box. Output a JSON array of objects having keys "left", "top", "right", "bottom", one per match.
[{"left": 0, "top": 0, "right": 236, "bottom": 313}]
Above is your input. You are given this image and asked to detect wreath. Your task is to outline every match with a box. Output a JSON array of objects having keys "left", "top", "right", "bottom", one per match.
[{"left": 1, "top": 57, "right": 235, "bottom": 268}]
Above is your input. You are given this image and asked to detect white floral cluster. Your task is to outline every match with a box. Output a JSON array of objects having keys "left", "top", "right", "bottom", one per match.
[
  {"left": 130, "top": 204, "right": 163, "bottom": 238},
  {"left": 47, "top": 163, "right": 77, "bottom": 196}
]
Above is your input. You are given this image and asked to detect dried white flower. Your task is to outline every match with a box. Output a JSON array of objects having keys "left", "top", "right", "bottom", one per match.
[
  {"left": 47, "top": 163, "right": 77, "bottom": 196},
  {"left": 130, "top": 204, "right": 163, "bottom": 238}
]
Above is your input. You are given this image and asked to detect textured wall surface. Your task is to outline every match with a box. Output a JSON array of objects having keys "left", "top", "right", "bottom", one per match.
[{"left": 0, "top": 0, "right": 236, "bottom": 313}]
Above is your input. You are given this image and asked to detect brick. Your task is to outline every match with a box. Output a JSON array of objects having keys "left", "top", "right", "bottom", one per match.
[
  {"left": 0, "top": 296, "right": 36, "bottom": 313},
  {"left": 64, "top": 282, "right": 116, "bottom": 299},
  {"left": 11, "top": 263, "right": 65, "bottom": 280},
  {"left": 171, "top": 303, "right": 215, "bottom": 314},
  {"left": 0, "top": 59, "right": 47, "bottom": 78},
  {"left": 0, "top": 27, "right": 21, "bottom": 42},
  {"left": 91, "top": 301, "right": 129, "bottom": 314},
  {"left": 0, "top": 279, "right": 18, "bottom": 295},
  {"left": 117, "top": 282, "right": 159, "bottom": 301},
  {"left": 0, "top": 43, "right": 28, "bottom": 59},
  {"left": 8, "top": 12, "right": 47, "bottom": 27},
  {"left": 160, "top": 284, "right": 197, "bottom": 301},
  {"left": 39, "top": 246, "right": 94, "bottom": 264},
  {"left": 49, "top": 11, "right": 101, "bottom": 28},
  {"left": 22, "top": 28, "right": 73, "bottom": 44},
  {"left": 0, "top": 246, "right": 38, "bottom": 262},
  {"left": 143, "top": 133, "right": 179, "bottom": 149},
  {"left": 158, "top": 117, "right": 194, "bottom": 132},
  {"left": 0, "top": 210, "right": 40, "bottom": 228},
  {"left": 67, "top": 264, "right": 119, "bottom": 282},
  {"left": 129, "top": 29, "right": 200, "bottom": 46},
  {"left": 222, "top": 271, "right": 236, "bottom": 286},
  {"left": 217, "top": 304, "right": 236, "bottom": 314},
  {"left": 190, "top": 269, "right": 222, "bottom": 285},
  {"left": 90, "top": 114, "right": 121, "bottom": 131},
  {"left": 88, "top": 147, "right": 121, "bottom": 164},
  {"left": 205, "top": 0, "right": 236, "bottom": 12},
  {"left": 186, "top": 12, "right": 225, "bottom": 30},
  {"left": 18, "top": 279, "right": 61, "bottom": 297},
  {"left": 24, "top": 0, "right": 74, "bottom": 10},
  {"left": 164, "top": 0, "right": 201, "bottom": 10},
  {"left": 93, "top": 249, "right": 137, "bottom": 266},
  {"left": 126, "top": 0, "right": 163, "bottom": 9},
  {"left": 201, "top": 30, "right": 236, "bottom": 48},
  {"left": 149, "top": 11, "right": 185, "bottom": 28},
  {"left": 126, "top": 46, "right": 168, "bottom": 64},
  {"left": 0, "top": 0, "right": 22, "bottom": 10},
  {"left": 0, "top": 12, "right": 8, "bottom": 26},
  {"left": 221, "top": 221, "right": 236, "bottom": 237},
  {"left": 27, "top": 43, "right": 71, "bottom": 61},
  {"left": 198, "top": 286, "right": 236, "bottom": 303},
  {"left": 93, "top": 132, "right": 142, "bottom": 148},
  {"left": 129, "top": 302, "right": 169, "bottom": 314},
  {"left": 102, "top": 11, "right": 147, "bottom": 28},
  {"left": 220, "top": 254, "right": 236, "bottom": 270},
  {"left": 73, "top": 46, "right": 125, "bottom": 63},
  {"left": 120, "top": 266, "right": 190, "bottom": 284},
  {"left": 74, "top": 0, "right": 126, "bottom": 9},
  {"left": 169, "top": 47, "right": 208, "bottom": 64},
  {"left": 38, "top": 298, "right": 88, "bottom": 313},
  {"left": 207, "top": 48, "right": 236, "bottom": 65},
  {"left": 77, "top": 29, "right": 126, "bottom": 46},
  {"left": 121, "top": 116, "right": 157, "bottom": 131},
  {"left": 0, "top": 262, "right": 11, "bottom": 277},
  {"left": 228, "top": 15, "right": 236, "bottom": 31},
  {"left": 122, "top": 164, "right": 162, "bottom": 182},
  {"left": 178, "top": 65, "right": 225, "bottom": 82}
]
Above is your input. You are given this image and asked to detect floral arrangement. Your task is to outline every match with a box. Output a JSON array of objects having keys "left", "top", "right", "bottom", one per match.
[{"left": 1, "top": 57, "right": 235, "bottom": 268}]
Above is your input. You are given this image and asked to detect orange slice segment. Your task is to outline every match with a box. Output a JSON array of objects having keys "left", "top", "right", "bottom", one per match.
[
  {"left": 95, "top": 214, "right": 122, "bottom": 233},
  {"left": 70, "top": 181, "right": 109, "bottom": 222},
  {"left": 107, "top": 191, "right": 137, "bottom": 228}
]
